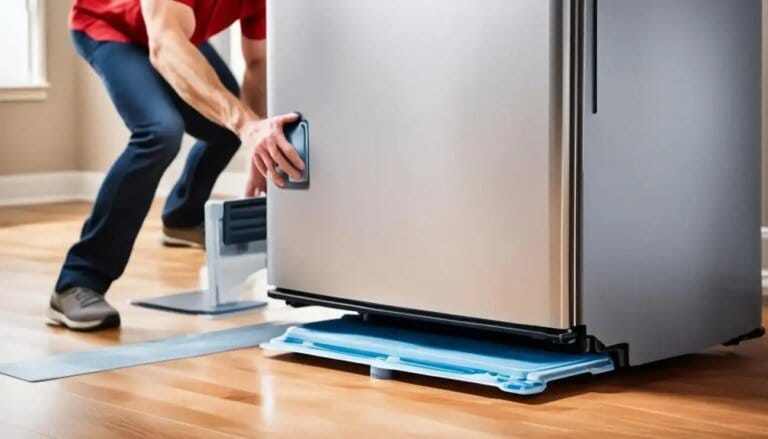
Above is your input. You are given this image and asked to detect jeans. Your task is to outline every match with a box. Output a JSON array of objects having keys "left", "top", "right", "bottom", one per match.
[{"left": 56, "top": 31, "right": 241, "bottom": 294}]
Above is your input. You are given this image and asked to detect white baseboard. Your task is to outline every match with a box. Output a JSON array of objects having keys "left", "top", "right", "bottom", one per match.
[
  {"left": 0, "top": 170, "right": 247, "bottom": 207},
  {"left": 0, "top": 172, "right": 90, "bottom": 206}
]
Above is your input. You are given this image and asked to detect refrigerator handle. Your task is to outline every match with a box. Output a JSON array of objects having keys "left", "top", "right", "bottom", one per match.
[{"left": 278, "top": 114, "right": 310, "bottom": 190}]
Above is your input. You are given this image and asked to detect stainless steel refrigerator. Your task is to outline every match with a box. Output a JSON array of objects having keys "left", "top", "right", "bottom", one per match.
[{"left": 266, "top": 0, "right": 764, "bottom": 366}]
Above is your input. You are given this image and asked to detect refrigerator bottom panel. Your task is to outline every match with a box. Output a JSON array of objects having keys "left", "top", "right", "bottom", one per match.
[{"left": 269, "top": 289, "right": 578, "bottom": 344}]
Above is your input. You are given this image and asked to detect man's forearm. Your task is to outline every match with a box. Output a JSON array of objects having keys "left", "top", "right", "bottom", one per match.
[
  {"left": 149, "top": 31, "right": 252, "bottom": 134},
  {"left": 242, "top": 62, "right": 267, "bottom": 117}
]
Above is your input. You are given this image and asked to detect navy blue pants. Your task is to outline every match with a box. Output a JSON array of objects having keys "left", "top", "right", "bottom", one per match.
[{"left": 56, "top": 31, "right": 241, "bottom": 294}]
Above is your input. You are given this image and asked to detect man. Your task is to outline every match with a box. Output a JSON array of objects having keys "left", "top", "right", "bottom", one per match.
[{"left": 49, "top": 0, "right": 304, "bottom": 331}]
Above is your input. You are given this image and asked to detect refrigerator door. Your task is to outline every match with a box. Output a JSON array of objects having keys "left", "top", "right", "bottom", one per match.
[
  {"left": 579, "top": 0, "right": 762, "bottom": 364},
  {"left": 267, "top": 0, "right": 571, "bottom": 329}
]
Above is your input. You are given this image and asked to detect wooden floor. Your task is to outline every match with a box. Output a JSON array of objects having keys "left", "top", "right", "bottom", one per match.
[{"left": 0, "top": 202, "right": 766, "bottom": 438}]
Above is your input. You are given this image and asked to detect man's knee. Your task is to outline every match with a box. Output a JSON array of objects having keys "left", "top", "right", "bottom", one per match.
[
  {"left": 218, "top": 130, "right": 241, "bottom": 150},
  {"left": 131, "top": 117, "right": 185, "bottom": 162},
  {"left": 199, "top": 125, "right": 241, "bottom": 151}
]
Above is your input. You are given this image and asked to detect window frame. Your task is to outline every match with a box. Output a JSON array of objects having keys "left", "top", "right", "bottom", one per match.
[{"left": 0, "top": 0, "right": 49, "bottom": 102}]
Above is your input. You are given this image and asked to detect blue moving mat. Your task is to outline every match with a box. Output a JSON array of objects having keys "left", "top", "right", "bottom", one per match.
[
  {"left": 263, "top": 317, "right": 615, "bottom": 395},
  {"left": 0, "top": 321, "right": 295, "bottom": 382}
]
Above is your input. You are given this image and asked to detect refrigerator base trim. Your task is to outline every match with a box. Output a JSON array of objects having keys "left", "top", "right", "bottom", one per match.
[{"left": 269, "top": 288, "right": 578, "bottom": 343}]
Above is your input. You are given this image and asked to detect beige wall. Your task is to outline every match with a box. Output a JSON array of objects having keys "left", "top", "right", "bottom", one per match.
[{"left": 0, "top": 1, "right": 78, "bottom": 175}]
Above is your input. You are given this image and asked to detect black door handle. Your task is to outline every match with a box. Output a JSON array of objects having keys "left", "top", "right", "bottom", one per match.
[{"left": 278, "top": 114, "right": 310, "bottom": 189}]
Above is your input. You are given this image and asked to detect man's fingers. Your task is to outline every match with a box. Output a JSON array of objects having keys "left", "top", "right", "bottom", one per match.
[
  {"left": 266, "top": 168, "right": 284, "bottom": 187},
  {"left": 277, "top": 135, "right": 305, "bottom": 171},
  {"left": 276, "top": 112, "right": 300, "bottom": 125},
  {"left": 244, "top": 179, "right": 256, "bottom": 197},
  {"left": 253, "top": 152, "right": 267, "bottom": 177},
  {"left": 257, "top": 149, "right": 272, "bottom": 177},
  {"left": 245, "top": 177, "right": 262, "bottom": 197},
  {"left": 246, "top": 162, "right": 265, "bottom": 197},
  {"left": 259, "top": 149, "right": 285, "bottom": 187},
  {"left": 268, "top": 142, "right": 301, "bottom": 180},
  {"left": 256, "top": 178, "right": 267, "bottom": 195}
]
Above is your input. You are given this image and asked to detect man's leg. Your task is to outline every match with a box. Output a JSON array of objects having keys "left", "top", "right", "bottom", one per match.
[
  {"left": 56, "top": 36, "right": 186, "bottom": 295},
  {"left": 162, "top": 42, "right": 242, "bottom": 230}
]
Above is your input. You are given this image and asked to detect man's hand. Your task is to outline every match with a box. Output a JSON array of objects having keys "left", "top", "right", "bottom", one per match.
[
  {"left": 244, "top": 160, "right": 267, "bottom": 197},
  {"left": 241, "top": 112, "right": 305, "bottom": 194}
]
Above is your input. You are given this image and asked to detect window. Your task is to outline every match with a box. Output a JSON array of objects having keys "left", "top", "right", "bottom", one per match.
[{"left": 0, "top": 0, "right": 47, "bottom": 101}]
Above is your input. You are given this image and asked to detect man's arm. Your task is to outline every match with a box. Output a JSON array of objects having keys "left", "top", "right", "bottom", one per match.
[
  {"left": 241, "top": 37, "right": 267, "bottom": 117},
  {"left": 141, "top": 0, "right": 303, "bottom": 193},
  {"left": 240, "top": 36, "right": 269, "bottom": 196},
  {"left": 142, "top": 0, "right": 249, "bottom": 133}
]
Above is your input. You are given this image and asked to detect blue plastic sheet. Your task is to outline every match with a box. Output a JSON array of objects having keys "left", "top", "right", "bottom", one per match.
[
  {"left": 263, "top": 317, "right": 614, "bottom": 395},
  {"left": 0, "top": 321, "right": 295, "bottom": 382}
]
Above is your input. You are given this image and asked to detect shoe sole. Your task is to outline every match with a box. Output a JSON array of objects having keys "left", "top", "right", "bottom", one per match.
[
  {"left": 46, "top": 308, "right": 121, "bottom": 332},
  {"left": 161, "top": 233, "right": 204, "bottom": 249}
]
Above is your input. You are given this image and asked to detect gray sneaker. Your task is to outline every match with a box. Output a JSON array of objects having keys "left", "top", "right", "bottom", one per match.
[
  {"left": 47, "top": 287, "right": 121, "bottom": 331},
  {"left": 162, "top": 224, "right": 205, "bottom": 249}
]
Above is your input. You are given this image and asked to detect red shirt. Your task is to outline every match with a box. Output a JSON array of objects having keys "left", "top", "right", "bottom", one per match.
[{"left": 70, "top": 0, "right": 266, "bottom": 46}]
